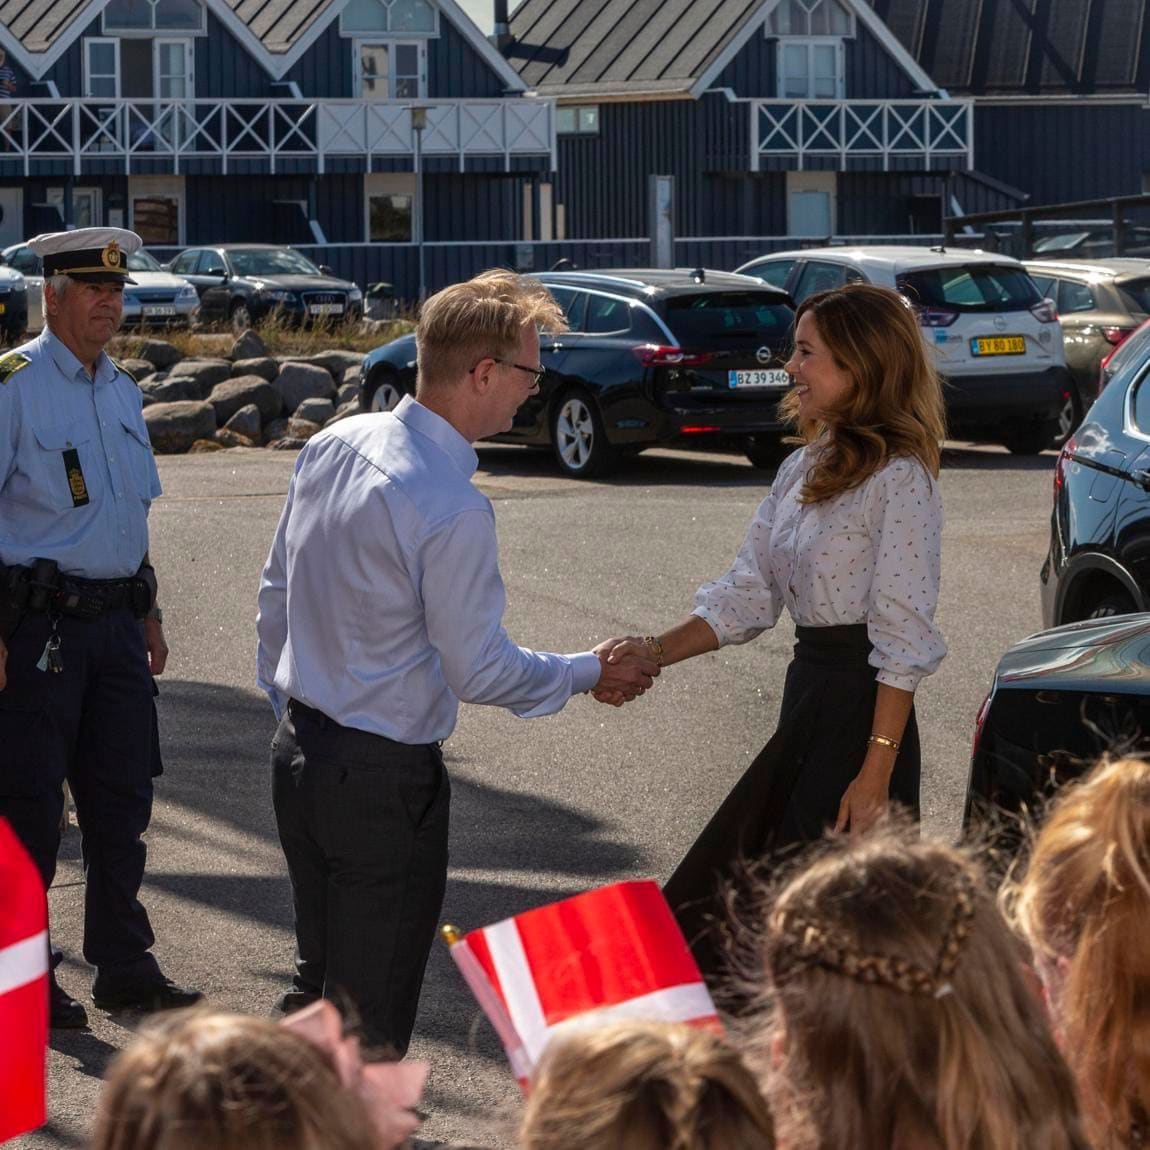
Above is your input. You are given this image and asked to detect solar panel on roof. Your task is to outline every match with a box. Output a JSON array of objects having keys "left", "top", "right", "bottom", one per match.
[
  {"left": 1039, "top": 0, "right": 1088, "bottom": 87},
  {"left": 928, "top": 0, "right": 980, "bottom": 89},
  {"left": 983, "top": 0, "right": 1034, "bottom": 88},
  {"left": 1092, "top": 0, "right": 1142, "bottom": 86}
]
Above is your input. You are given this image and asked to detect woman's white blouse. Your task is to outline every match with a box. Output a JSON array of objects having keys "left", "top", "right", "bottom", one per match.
[{"left": 692, "top": 444, "right": 946, "bottom": 693}]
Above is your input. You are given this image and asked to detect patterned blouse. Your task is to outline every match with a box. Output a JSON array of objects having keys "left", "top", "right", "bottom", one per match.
[{"left": 692, "top": 442, "right": 946, "bottom": 693}]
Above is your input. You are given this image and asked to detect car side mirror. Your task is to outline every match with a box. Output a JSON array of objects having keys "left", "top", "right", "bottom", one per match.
[{"left": 318, "top": 264, "right": 334, "bottom": 276}]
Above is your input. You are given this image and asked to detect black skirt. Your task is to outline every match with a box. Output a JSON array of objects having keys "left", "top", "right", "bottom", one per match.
[{"left": 664, "top": 622, "right": 920, "bottom": 983}]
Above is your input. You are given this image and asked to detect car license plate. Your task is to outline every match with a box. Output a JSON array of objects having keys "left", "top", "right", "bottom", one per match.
[
  {"left": 970, "top": 335, "right": 1025, "bottom": 356},
  {"left": 0, "top": 303, "right": 6, "bottom": 315},
  {"left": 309, "top": 303, "right": 344, "bottom": 316},
  {"left": 728, "top": 369, "right": 790, "bottom": 389},
  {"left": 143, "top": 305, "right": 176, "bottom": 316}
]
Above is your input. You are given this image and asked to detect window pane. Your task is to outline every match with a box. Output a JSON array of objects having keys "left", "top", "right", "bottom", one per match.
[
  {"left": 1133, "top": 376, "right": 1150, "bottom": 434},
  {"left": 133, "top": 196, "right": 179, "bottom": 245},
  {"left": 794, "top": 260, "right": 846, "bottom": 300},
  {"left": 91, "top": 76, "right": 117, "bottom": 98},
  {"left": 394, "top": 77, "right": 419, "bottom": 98},
  {"left": 783, "top": 43, "right": 809, "bottom": 98},
  {"left": 897, "top": 265, "right": 1041, "bottom": 311},
  {"left": 1028, "top": 274, "right": 1055, "bottom": 297},
  {"left": 663, "top": 293, "right": 794, "bottom": 344},
  {"left": 556, "top": 107, "right": 577, "bottom": 133},
  {"left": 387, "top": 0, "right": 435, "bottom": 32},
  {"left": 341, "top": 0, "right": 388, "bottom": 32},
  {"left": 584, "top": 294, "right": 629, "bottom": 334},
  {"left": 1119, "top": 280, "right": 1150, "bottom": 313},
  {"left": 394, "top": 43, "right": 418, "bottom": 74},
  {"left": 104, "top": 0, "right": 153, "bottom": 27},
  {"left": 154, "top": 0, "right": 202, "bottom": 29},
  {"left": 741, "top": 259, "right": 795, "bottom": 289},
  {"left": 361, "top": 45, "right": 389, "bottom": 98},
  {"left": 89, "top": 41, "right": 116, "bottom": 71},
  {"left": 577, "top": 106, "right": 598, "bottom": 132},
  {"left": 1058, "top": 280, "right": 1095, "bottom": 314},
  {"left": 827, "top": 0, "right": 852, "bottom": 33},
  {"left": 370, "top": 193, "right": 412, "bottom": 241}
]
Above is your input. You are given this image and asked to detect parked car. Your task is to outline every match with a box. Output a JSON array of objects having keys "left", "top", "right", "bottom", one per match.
[
  {"left": 1098, "top": 315, "right": 1150, "bottom": 394},
  {"left": 358, "top": 269, "right": 797, "bottom": 477},
  {"left": 167, "top": 244, "right": 363, "bottom": 330},
  {"left": 1031, "top": 227, "right": 1150, "bottom": 260},
  {"left": 1041, "top": 331, "right": 1150, "bottom": 628},
  {"left": 735, "top": 246, "right": 1071, "bottom": 454},
  {"left": 0, "top": 242, "right": 199, "bottom": 331},
  {"left": 964, "top": 614, "right": 1150, "bottom": 844},
  {"left": 1024, "top": 259, "right": 1150, "bottom": 439},
  {"left": 0, "top": 265, "right": 28, "bottom": 344}
]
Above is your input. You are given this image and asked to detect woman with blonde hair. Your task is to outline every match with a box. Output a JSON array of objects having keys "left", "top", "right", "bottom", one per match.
[
  {"left": 755, "top": 828, "right": 1089, "bottom": 1150},
  {"left": 1004, "top": 755, "right": 1150, "bottom": 1148},
  {"left": 599, "top": 283, "right": 948, "bottom": 976},
  {"left": 519, "top": 1020, "right": 775, "bottom": 1150}
]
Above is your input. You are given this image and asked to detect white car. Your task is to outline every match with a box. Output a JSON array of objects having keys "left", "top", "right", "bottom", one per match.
[
  {"left": 1, "top": 243, "right": 200, "bottom": 332},
  {"left": 735, "top": 245, "right": 1071, "bottom": 454}
]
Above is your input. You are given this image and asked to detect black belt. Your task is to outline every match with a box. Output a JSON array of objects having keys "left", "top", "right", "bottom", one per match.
[
  {"left": 53, "top": 576, "right": 146, "bottom": 619},
  {"left": 287, "top": 698, "right": 442, "bottom": 750}
]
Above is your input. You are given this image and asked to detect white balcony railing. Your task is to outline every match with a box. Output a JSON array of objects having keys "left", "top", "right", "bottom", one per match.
[
  {"left": 751, "top": 99, "right": 973, "bottom": 171},
  {"left": 0, "top": 98, "right": 555, "bottom": 176}
]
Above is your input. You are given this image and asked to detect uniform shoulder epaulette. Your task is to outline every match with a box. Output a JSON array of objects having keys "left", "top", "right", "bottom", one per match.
[
  {"left": 0, "top": 351, "right": 30, "bottom": 385},
  {"left": 111, "top": 358, "right": 138, "bottom": 385}
]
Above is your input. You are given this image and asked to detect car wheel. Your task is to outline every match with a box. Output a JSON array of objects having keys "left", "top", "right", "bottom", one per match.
[
  {"left": 551, "top": 389, "right": 615, "bottom": 478},
  {"left": 1085, "top": 590, "right": 1138, "bottom": 619},
  {"left": 744, "top": 435, "right": 790, "bottom": 470},
  {"left": 363, "top": 368, "right": 406, "bottom": 414},
  {"left": 230, "top": 301, "right": 254, "bottom": 332},
  {"left": 1002, "top": 422, "right": 1056, "bottom": 455},
  {"left": 1050, "top": 391, "right": 1083, "bottom": 449}
]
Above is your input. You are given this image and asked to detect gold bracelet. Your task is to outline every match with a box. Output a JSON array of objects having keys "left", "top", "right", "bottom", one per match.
[
  {"left": 642, "top": 635, "right": 665, "bottom": 666},
  {"left": 868, "top": 734, "right": 900, "bottom": 752}
]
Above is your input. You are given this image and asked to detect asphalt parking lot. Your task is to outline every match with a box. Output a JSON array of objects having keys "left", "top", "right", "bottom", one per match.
[{"left": 21, "top": 440, "right": 1054, "bottom": 1149}]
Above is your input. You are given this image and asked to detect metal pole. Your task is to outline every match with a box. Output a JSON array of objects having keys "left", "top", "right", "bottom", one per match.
[{"left": 415, "top": 123, "right": 425, "bottom": 302}]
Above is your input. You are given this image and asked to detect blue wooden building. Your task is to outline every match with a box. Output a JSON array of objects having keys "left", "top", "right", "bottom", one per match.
[{"left": 1, "top": 0, "right": 1147, "bottom": 296}]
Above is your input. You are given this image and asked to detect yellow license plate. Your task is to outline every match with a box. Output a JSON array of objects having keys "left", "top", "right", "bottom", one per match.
[
  {"left": 0, "top": 303, "right": 6, "bottom": 315},
  {"left": 970, "top": 335, "right": 1025, "bottom": 356}
]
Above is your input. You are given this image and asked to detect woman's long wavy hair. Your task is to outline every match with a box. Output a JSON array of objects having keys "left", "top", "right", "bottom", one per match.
[
  {"left": 1002, "top": 756, "right": 1150, "bottom": 1149},
  {"left": 749, "top": 828, "right": 1089, "bottom": 1150},
  {"left": 779, "top": 283, "right": 947, "bottom": 504}
]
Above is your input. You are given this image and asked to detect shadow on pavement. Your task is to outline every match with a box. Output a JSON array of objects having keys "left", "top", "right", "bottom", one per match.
[{"left": 941, "top": 444, "right": 1057, "bottom": 471}]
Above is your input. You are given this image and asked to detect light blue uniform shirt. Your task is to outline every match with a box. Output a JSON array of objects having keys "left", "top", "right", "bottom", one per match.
[
  {"left": 0, "top": 329, "right": 161, "bottom": 579},
  {"left": 256, "top": 396, "right": 602, "bottom": 744}
]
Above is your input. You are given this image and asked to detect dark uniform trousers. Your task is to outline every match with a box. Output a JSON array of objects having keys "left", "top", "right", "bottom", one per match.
[
  {"left": 272, "top": 701, "right": 450, "bottom": 1056},
  {"left": 0, "top": 608, "right": 160, "bottom": 977}
]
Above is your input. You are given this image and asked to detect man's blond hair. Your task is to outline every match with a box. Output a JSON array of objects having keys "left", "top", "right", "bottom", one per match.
[{"left": 415, "top": 269, "right": 566, "bottom": 391}]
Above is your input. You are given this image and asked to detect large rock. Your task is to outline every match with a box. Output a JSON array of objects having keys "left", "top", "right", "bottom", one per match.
[
  {"left": 263, "top": 418, "right": 290, "bottom": 442},
  {"left": 167, "top": 359, "right": 233, "bottom": 396},
  {"left": 295, "top": 397, "right": 335, "bottom": 426},
  {"left": 223, "top": 403, "right": 263, "bottom": 441},
  {"left": 341, "top": 366, "right": 362, "bottom": 387},
  {"left": 118, "top": 357, "right": 156, "bottom": 383},
  {"left": 144, "top": 401, "right": 218, "bottom": 454},
  {"left": 232, "top": 357, "right": 279, "bottom": 383},
  {"left": 140, "top": 375, "right": 204, "bottom": 404},
  {"left": 273, "top": 362, "right": 335, "bottom": 414},
  {"left": 286, "top": 417, "right": 323, "bottom": 441},
  {"left": 135, "top": 338, "right": 183, "bottom": 370},
  {"left": 288, "top": 350, "right": 364, "bottom": 378},
  {"left": 325, "top": 401, "right": 360, "bottom": 427},
  {"left": 212, "top": 428, "right": 258, "bottom": 449},
  {"left": 231, "top": 329, "right": 268, "bottom": 360},
  {"left": 336, "top": 381, "right": 359, "bottom": 408},
  {"left": 209, "top": 375, "right": 281, "bottom": 425},
  {"left": 188, "top": 438, "right": 226, "bottom": 454}
]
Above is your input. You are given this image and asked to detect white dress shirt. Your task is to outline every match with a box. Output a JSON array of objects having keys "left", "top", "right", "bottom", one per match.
[
  {"left": 692, "top": 443, "right": 946, "bottom": 693},
  {"left": 256, "top": 396, "right": 602, "bottom": 743}
]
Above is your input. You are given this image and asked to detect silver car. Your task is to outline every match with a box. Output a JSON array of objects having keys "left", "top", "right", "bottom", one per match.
[{"left": 1, "top": 243, "right": 200, "bottom": 331}]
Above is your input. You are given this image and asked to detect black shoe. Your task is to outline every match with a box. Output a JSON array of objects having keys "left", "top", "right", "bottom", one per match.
[
  {"left": 50, "top": 976, "right": 89, "bottom": 1029},
  {"left": 277, "top": 989, "right": 321, "bottom": 1015},
  {"left": 92, "top": 975, "right": 203, "bottom": 1013}
]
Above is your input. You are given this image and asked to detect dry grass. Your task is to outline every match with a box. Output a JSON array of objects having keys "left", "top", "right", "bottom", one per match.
[{"left": 110, "top": 312, "right": 415, "bottom": 360}]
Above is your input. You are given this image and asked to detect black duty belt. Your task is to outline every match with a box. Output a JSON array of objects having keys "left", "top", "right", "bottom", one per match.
[{"left": 52, "top": 575, "right": 149, "bottom": 620}]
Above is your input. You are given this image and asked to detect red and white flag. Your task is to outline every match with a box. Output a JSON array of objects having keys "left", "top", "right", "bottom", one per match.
[
  {"left": 444, "top": 880, "right": 721, "bottom": 1086},
  {"left": 0, "top": 817, "right": 48, "bottom": 1144}
]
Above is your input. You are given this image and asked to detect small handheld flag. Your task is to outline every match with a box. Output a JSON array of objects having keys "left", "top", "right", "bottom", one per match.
[{"left": 442, "top": 880, "right": 721, "bottom": 1088}]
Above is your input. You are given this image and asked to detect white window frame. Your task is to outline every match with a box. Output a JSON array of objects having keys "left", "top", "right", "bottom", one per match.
[
  {"left": 767, "top": 0, "right": 855, "bottom": 37},
  {"left": 340, "top": 0, "right": 439, "bottom": 36},
  {"left": 777, "top": 38, "right": 845, "bottom": 100},
  {"left": 364, "top": 173, "right": 415, "bottom": 242},
  {"left": 101, "top": 0, "right": 206, "bottom": 35},
  {"left": 129, "top": 177, "right": 185, "bottom": 245},
  {"left": 154, "top": 38, "right": 195, "bottom": 100},
  {"left": 46, "top": 187, "right": 104, "bottom": 229},
  {"left": 353, "top": 39, "right": 427, "bottom": 98},
  {"left": 83, "top": 38, "right": 121, "bottom": 99},
  {"left": 556, "top": 105, "right": 600, "bottom": 135}
]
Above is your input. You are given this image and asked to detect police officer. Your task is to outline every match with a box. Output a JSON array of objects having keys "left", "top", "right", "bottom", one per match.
[{"left": 0, "top": 227, "right": 201, "bottom": 1028}]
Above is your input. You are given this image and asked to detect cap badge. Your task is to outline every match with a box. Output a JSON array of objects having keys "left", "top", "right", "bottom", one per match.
[{"left": 101, "top": 241, "right": 122, "bottom": 271}]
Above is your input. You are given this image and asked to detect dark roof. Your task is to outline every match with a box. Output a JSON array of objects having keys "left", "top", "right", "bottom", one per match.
[
  {"left": 506, "top": 0, "right": 764, "bottom": 96},
  {"left": 221, "top": 0, "right": 333, "bottom": 54},
  {"left": 0, "top": 0, "right": 89, "bottom": 52},
  {"left": 871, "top": 0, "right": 1150, "bottom": 95}
]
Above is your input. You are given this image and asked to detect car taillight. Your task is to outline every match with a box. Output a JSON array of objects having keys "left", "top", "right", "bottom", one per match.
[
  {"left": 1054, "top": 436, "right": 1076, "bottom": 498},
  {"left": 681, "top": 425, "right": 722, "bottom": 434},
  {"left": 971, "top": 691, "right": 992, "bottom": 763},
  {"left": 1102, "top": 326, "right": 1131, "bottom": 346},
  {"left": 634, "top": 344, "right": 714, "bottom": 367},
  {"left": 1030, "top": 299, "right": 1059, "bottom": 324},
  {"left": 916, "top": 307, "right": 959, "bottom": 328}
]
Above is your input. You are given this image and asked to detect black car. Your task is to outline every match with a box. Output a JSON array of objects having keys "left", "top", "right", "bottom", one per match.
[
  {"left": 0, "top": 264, "right": 28, "bottom": 344},
  {"left": 1041, "top": 333, "right": 1150, "bottom": 627},
  {"left": 167, "top": 244, "right": 363, "bottom": 330},
  {"left": 359, "top": 269, "right": 795, "bottom": 477},
  {"left": 965, "top": 615, "right": 1150, "bottom": 842}
]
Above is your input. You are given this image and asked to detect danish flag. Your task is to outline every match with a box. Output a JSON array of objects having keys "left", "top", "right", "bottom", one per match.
[
  {"left": 444, "top": 880, "right": 722, "bottom": 1086},
  {"left": 0, "top": 817, "right": 48, "bottom": 1143}
]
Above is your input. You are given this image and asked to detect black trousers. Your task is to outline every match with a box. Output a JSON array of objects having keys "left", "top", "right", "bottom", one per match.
[
  {"left": 666, "top": 623, "right": 921, "bottom": 987},
  {"left": 272, "top": 701, "right": 451, "bottom": 1055},
  {"left": 0, "top": 608, "right": 160, "bottom": 978}
]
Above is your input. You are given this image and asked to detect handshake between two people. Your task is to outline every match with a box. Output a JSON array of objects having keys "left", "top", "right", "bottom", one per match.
[{"left": 590, "top": 636, "right": 663, "bottom": 707}]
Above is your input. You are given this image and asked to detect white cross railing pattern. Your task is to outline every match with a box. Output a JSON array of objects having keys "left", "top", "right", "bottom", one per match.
[
  {"left": 750, "top": 99, "right": 973, "bottom": 171},
  {"left": 0, "top": 98, "right": 556, "bottom": 176}
]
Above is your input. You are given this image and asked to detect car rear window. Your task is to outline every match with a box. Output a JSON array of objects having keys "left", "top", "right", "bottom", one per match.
[
  {"left": 896, "top": 265, "right": 1041, "bottom": 312},
  {"left": 662, "top": 292, "right": 793, "bottom": 345},
  {"left": 1118, "top": 279, "right": 1150, "bottom": 315}
]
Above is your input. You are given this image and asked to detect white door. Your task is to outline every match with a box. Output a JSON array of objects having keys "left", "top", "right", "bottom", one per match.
[
  {"left": 790, "top": 190, "right": 832, "bottom": 237},
  {"left": 0, "top": 187, "right": 22, "bottom": 248},
  {"left": 155, "top": 39, "right": 193, "bottom": 147}
]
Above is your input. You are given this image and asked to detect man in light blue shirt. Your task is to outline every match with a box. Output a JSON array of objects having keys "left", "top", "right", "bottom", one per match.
[{"left": 257, "top": 269, "right": 657, "bottom": 1052}]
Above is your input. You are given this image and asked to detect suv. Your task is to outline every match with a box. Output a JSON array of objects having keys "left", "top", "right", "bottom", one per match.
[
  {"left": 1041, "top": 332, "right": 1150, "bottom": 626},
  {"left": 358, "top": 269, "right": 796, "bottom": 477},
  {"left": 167, "top": 244, "right": 364, "bottom": 330},
  {"left": 735, "top": 246, "right": 1070, "bottom": 454},
  {"left": 1025, "top": 259, "right": 1150, "bottom": 439}
]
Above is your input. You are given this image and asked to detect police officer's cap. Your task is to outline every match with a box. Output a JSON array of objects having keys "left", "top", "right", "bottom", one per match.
[{"left": 28, "top": 227, "right": 141, "bottom": 284}]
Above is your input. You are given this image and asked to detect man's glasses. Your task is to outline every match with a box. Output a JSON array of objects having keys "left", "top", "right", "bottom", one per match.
[{"left": 470, "top": 358, "right": 546, "bottom": 388}]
